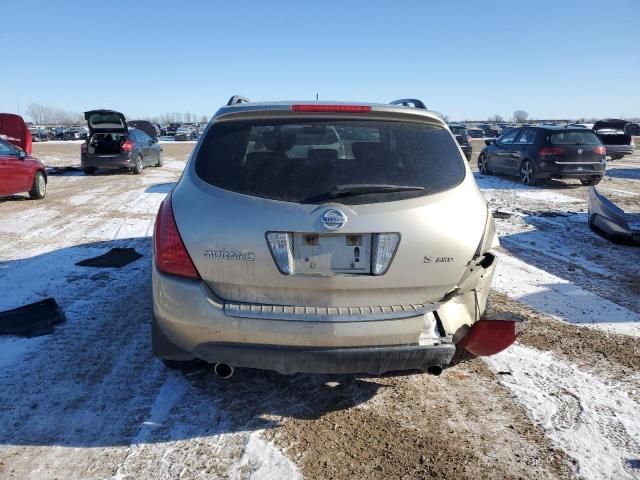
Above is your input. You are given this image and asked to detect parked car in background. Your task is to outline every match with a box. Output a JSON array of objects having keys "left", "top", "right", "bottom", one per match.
[
  {"left": 29, "top": 127, "right": 50, "bottom": 142},
  {"left": 468, "top": 127, "right": 484, "bottom": 138},
  {"left": 174, "top": 126, "right": 195, "bottom": 141},
  {"left": 449, "top": 123, "right": 472, "bottom": 160},
  {"left": 152, "top": 96, "right": 520, "bottom": 377},
  {"left": 155, "top": 123, "right": 167, "bottom": 136},
  {"left": 593, "top": 119, "right": 635, "bottom": 160},
  {"left": 167, "top": 123, "right": 181, "bottom": 136},
  {"left": 81, "top": 109, "right": 163, "bottom": 175},
  {"left": 478, "top": 126, "right": 606, "bottom": 186},
  {"left": 0, "top": 113, "right": 47, "bottom": 199},
  {"left": 626, "top": 122, "right": 640, "bottom": 136}
]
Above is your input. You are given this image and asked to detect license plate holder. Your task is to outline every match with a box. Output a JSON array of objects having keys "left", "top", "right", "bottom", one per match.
[{"left": 292, "top": 233, "right": 372, "bottom": 274}]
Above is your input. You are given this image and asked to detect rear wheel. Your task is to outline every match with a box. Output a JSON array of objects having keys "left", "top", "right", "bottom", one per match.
[
  {"left": 478, "top": 153, "right": 492, "bottom": 174},
  {"left": 132, "top": 155, "right": 143, "bottom": 175},
  {"left": 29, "top": 171, "right": 46, "bottom": 199},
  {"left": 581, "top": 176, "right": 602, "bottom": 186},
  {"left": 520, "top": 159, "right": 536, "bottom": 186},
  {"left": 83, "top": 167, "right": 97, "bottom": 175}
]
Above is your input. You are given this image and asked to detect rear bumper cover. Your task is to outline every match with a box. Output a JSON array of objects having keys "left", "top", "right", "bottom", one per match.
[
  {"left": 81, "top": 153, "right": 132, "bottom": 169},
  {"left": 194, "top": 342, "right": 455, "bottom": 375},
  {"left": 588, "top": 187, "right": 639, "bottom": 245},
  {"left": 604, "top": 145, "right": 634, "bottom": 156},
  {"left": 537, "top": 161, "right": 605, "bottom": 179}
]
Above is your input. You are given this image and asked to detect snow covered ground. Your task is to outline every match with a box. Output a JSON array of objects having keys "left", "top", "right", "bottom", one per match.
[{"left": 0, "top": 143, "right": 638, "bottom": 479}]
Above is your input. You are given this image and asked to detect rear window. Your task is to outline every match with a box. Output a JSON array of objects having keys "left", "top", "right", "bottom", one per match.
[
  {"left": 195, "top": 119, "right": 466, "bottom": 204},
  {"left": 549, "top": 130, "right": 601, "bottom": 145}
]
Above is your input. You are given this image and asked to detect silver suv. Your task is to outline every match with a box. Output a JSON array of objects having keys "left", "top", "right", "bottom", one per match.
[{"left": 152, "top": 96, "right": 518, "bottom": 376}]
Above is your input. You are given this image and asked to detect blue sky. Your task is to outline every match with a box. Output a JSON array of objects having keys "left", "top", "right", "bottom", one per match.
[{"left": 2, "top": 0, "right": 638, "bottom": 121}]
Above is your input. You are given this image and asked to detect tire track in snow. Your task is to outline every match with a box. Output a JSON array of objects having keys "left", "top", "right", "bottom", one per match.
[{"left": 486, "top": 345, "right": 640, "bottom": 480}]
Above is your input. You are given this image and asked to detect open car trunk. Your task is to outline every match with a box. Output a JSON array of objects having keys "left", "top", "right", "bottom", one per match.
[
  {"left": 127, "top": 120, "right": 158, "bottom": 140},
  {"left": 593, "top": 119, "right": 632, "bottom": 146},
  {"left": 84, "top": 109, "right": 128, "bottom": 155},
  {"left": 0, "top": 113, "right": 32, "bottom": 154}
]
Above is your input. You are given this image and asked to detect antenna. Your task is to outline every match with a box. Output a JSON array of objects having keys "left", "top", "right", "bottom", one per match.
[{"left": 316, "top": 93, "right": 319, "bottom": 101}]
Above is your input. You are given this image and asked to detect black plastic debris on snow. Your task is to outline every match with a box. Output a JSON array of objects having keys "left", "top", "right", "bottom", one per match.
[
  {"left": 492, "top": 210, "right": 512, "bottom": 219},
  {"left": 0, "top": 298, "right": 66, "bottom": 337},
  {"left": 76, "top": 248, "right": 143, "bottom": 268},
  {"left": 46, "top": 166, "right": 83, "bottom": 176}
]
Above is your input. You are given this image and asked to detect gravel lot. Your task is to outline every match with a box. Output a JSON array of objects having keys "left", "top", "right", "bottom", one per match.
[{"left": 0, "top": 140, "right": 638, "bottom": 479}]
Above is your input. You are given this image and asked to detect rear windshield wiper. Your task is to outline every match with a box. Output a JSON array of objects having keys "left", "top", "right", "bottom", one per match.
[{"left": 302, "top": 184, "right": 425, "bottom": 203}]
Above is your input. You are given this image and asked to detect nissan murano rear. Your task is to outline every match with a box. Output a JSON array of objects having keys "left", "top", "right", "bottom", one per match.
[{"left": 152, "top": 97, "right": 519, "bottom": 376}]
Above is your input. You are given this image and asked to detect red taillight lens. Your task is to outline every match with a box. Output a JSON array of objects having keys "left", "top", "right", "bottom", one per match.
[
  {"left": 154, "top": 194, "right": 199, "bottom": 279},
  {"left": 80, "top": 143, "right": 87, "bottom": 152},
  {"left": 457, "top": 319, "right": 519, "bottom": 356},
  {"left": 539, "top": 146, "right": 565, "bottom": 157},
  {"left": 121, "top": 140, "right": 134, "bottom": 152},
  {"left": 291, "top": 104, "right": 371, "bottom": 113},
  {"left": 593, "top": 146, "right": 606, "bottom": 155}
]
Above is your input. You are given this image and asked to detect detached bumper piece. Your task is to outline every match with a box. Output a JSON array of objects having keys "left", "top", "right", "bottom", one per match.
[
  {"left": 588, "top": 187, "right": 640, "bottom": 246},
  {"left": 194, "top": 342, "right": 456, "bottom": 375},
  {"left": 0, "top": 298, "right": 66, "bottom": 337},
  {"left": 452, "top": 313, "right": 525, "bottom": 366},
  {"left": 76, "top": 247, "right": 142, "bottom": 268}
]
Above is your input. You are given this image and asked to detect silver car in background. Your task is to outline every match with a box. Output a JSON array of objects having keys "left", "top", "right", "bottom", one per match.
[{"left": 152, "top": 96, "right": 520, "bottom": 376}]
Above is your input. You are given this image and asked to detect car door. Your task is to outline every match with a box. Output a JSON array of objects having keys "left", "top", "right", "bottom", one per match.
[
  {"left": 0, "top": 140, "right": 29, "bottom": 196},
  {"left": 508, "top": 128, "right": 537, "bottom": 173},
  {"left": 489, "top": 128, "right": 519, "bottom": 173},
  {"left": 136, "top": 131, "right": 155, "bottom": 164}
]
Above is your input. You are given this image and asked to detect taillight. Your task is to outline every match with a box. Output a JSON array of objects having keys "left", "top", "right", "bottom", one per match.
[
  {"left": 291, "top": 104, "right": 371, "bottom": 113},
  {"left": 121, "top": 139, "right": 134, "bottom": 152},
  {"left": 80, "top": 143, "right": 87, "bottom": 152},
  {"left": 593, "top": 146, "right": 606, "bottom": 155},
  {"left": 154, "top": 194, "right": 199, "bottom": 279},
  {"left": 538, "top": 146, "right": 565, "bottom": 158},
  {"left": 372, "top": 233, "right": 400, "bottom": 275}
]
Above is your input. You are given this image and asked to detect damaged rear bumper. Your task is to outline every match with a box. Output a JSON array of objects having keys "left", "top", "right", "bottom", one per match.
[{"left": 588, "top": 187, "right": 640, "bottom": 245}]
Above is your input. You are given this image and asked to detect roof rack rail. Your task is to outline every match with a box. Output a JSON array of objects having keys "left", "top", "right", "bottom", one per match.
[
  {"left": 390, "top": 98, "right": 427, "bottom": 109},
  {"left": 227, "top": 95, "right": 250, "bottom": 106}
]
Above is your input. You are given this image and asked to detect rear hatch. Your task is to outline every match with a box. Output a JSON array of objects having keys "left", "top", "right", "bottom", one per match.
[
  {"left": 173, "top": 108, "right": 486, "bottom": 308},
  {"left": 593, "top": 119, "right": 631, "bottom": 145},
  {"left": 543, "top": 129, "right": 605, "bottom": 163},
  {"left": 85, "top": 109, "right": 127, "bottom": 137},
  {"left": 127, "top": 120, "right": 158, "bottom": 140},
  {"left": 0, "top": 113, "right": 32, "bottom": 154}
]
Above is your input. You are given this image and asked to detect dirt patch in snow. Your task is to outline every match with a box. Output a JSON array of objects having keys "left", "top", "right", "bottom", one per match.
[{"left": 269, "top": 360, "right": 574, "bottom": 480}]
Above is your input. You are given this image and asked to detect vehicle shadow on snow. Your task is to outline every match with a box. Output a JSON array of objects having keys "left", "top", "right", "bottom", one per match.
[
  {"left": 474, "top": 172, "right": 584, "bottom": 190},
  {"left": 0, "top": 237, "right": 382, "bottom": 449}
]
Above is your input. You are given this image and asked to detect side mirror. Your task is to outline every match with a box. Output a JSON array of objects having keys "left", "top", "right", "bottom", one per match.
[
  {"left": 18, "top": 150, "right": 27, "bottom": 159},
  {"left": 485, "top": 139, "right": 496, "bottom": 146}
]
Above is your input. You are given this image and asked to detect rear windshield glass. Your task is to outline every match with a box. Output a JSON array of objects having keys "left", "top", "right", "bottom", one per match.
[
  {"left": 195, "top": 119, "right": 466, "bottom": 204},
  {"left": 88, "top": 113, "right": 124, "bottom": 129},
  {"left": 549, "top": 130, "right": 601, "bottom": 145}
]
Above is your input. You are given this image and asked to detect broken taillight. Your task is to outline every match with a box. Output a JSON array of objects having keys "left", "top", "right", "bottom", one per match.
[{"left": 154, "top": 194, "right": 200, "bottom": 279}]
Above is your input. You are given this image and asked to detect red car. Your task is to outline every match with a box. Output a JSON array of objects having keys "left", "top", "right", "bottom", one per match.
[{"left": 0, "top": 113, "right": 47, "bottom": 199}]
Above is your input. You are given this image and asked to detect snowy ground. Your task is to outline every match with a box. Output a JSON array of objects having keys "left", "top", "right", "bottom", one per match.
[{"left": 0, "top": 142, "right": 638, "bottom": 479}]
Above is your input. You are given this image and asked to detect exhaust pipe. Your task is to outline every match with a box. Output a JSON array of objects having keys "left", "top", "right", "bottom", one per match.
[
  {"left": 213, "top": 363, "right": 234, "bottom": 378},
  {"left": 427, "top": 365, "right": 443, "bottom": 376}
]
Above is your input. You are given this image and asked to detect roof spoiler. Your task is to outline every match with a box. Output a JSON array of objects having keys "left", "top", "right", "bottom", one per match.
[
  {"left": 390, "top": 98, "right": 427, "bottom": 109},
  {"left": 227, "top": 95, "right": 250, "bottom": 106}
]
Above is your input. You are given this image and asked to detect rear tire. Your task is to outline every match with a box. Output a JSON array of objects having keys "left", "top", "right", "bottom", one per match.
[
  {"left": 581, "top": 177, "right": 602, "bottom": 186},
  {"left": 83, "top": 167, "right": 97, "bottom": 175},
  {"left": 28, "top": 171, "right": 46, "bottom": 199},
  {"left": 520, "top": 159, "right": 537, "bottom": 186},
  {"left": 132, "top": 155, "right": 143, "bottom": 175},
  {"left": 478, "top": 153, "right": 492, "bottom": 174}
]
